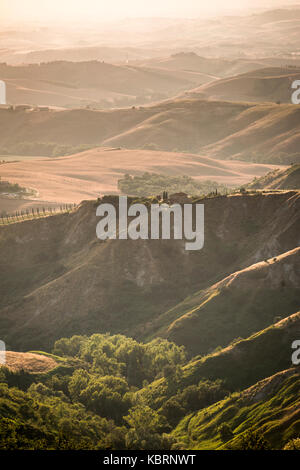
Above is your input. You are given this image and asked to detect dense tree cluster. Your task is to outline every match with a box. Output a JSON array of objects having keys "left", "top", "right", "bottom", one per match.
[
  {"left": 118, "top": 173, "right": 229, "bottom": 198},
  {"left": 0, "top": 334, "right": 227, "bottom": 450},
  {"left": 1, "top": 333, "right": 298, "bottom": 450},
  {"left": 0, "top": 178, "right": 28, "bottom": 196}
]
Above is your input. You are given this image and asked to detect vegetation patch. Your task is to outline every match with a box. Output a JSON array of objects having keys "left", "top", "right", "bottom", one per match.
[{"left": 118, "top": 173, "right": 230, "bottom": 197}]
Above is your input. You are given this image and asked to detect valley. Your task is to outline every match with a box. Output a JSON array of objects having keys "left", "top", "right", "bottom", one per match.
[
  {"left": 0, "top": 190, "right": 299, "bottom": 353},
  {"left": 0, "top": 3, "right": 300, "bottom": 452}
]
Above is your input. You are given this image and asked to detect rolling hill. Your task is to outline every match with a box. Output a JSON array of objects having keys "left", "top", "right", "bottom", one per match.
[
  {"left": 1, "top": 4, "right": 300, "bottom": 453},
  {"left": 249, "top": 7, "right": 300, "bottom": 25},
  {"left": 133, "top": 53, "right": 270, "bottom": 80},
  {"left": 186, "top": 67, "right": 300, "bottom": 103},
  {"left": 147, "top": 248, "right": 300, "bottom": 356},
  {"left": 0, "top": 98, "right": 299, "bottom": 165},
  {"left": 0, "top": 61, "right": 195, "bottom": 108},
  {"left": 183, "top": 310, "right": 300, "bottom": 390},
  {"left": 138, "top": 311, "right": 300, "bottom": 405},
  {"left": 245, "top": 164, "right": 300, "bottom": 190},
  {"left": 3, "top": 6, "right": 300, "bottom": 70},
  {"left": 0, "top": 148, "right": 284, "bottom": 211},
  {"left": 0, "top": 190, "right": 299, "bottom": 352},
  {"left": 174, "top": 366, "right": 300, "bottom": 450},
  {"left": 134, "top": 53, "right": 300, "bottom": 82},
  {"left": 1, "top": 46, "right": 168, "bottom": 66}
]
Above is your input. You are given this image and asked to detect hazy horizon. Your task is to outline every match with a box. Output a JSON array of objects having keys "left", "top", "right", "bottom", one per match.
[{"left": 1, "top": 0, "right": 300, "bottom": 24}]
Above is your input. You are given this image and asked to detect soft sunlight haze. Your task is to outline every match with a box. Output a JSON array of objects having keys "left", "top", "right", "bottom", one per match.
[{"left": 1, "top": 0, "right": 299, "bottom": 22}]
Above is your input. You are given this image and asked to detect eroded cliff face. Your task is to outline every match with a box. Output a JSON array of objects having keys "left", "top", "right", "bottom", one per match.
[{"left": 0, "top": 191, "right": 299, "bottom": 351}]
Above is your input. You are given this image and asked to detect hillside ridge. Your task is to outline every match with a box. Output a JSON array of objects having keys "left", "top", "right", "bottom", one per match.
[
  {"left": 0, "top": 191, "right": 299, "bottom": 352},
  {"left": 1, "top": 98, "right": 299, "bottom": 165}
]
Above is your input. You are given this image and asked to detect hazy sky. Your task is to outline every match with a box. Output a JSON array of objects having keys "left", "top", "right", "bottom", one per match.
[{"left": 1, "top": 0, "right": 298, "bottom": 23}]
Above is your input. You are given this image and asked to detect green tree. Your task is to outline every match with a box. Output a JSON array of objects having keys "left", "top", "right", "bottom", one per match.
[
  {"left": 239, "top": 429, "right": 270, "bottom": 450},
  {"left": 124, "top": 405, "right": 172, "bottom": 450},
  {"left": 283, "top": 438, "right": 300, "bottom": 450}
]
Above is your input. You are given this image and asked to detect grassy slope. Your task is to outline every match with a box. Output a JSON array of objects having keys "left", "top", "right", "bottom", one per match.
[
  {"left": 183, "top": 311, "right": 300, "bottom": 390},
  {"left": 246, "top": 164, "right": 300, "bottom": 190},
  {"left": 137, "top": 311, "right": 300, "bottom": 410},
  {"left": 173, "top": 367, "right": 300, "bottom": 450},
  {"left": 2, "top": 314, "right": 299, "bottom": 449},
  {"left": 150, "top": 247, "right": 300, "bottom": 356}
]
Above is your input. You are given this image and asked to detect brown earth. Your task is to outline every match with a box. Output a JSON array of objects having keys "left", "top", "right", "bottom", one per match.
[
  {"left": 0, "top": 148, "right": 285, "bottom": 212},
  {"left": 2, "top": 351, "right": 57, "bottom": 373}
]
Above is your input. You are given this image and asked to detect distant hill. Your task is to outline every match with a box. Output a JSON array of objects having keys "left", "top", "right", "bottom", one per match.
[
  {"left": 135, "top": 53, "right": 283, "bottom": 79},
  {"left": 250, "top": 8, "right": 300, "bottom": 25},
  {"left": 186, "top": 67, "right": 300, "bottom": 103},
  {"left": 0, "top": 61, "right": 194, "bottom": 108},
  {"left": 3, "top": 7, "right": 300, "bottom": 66},
  {"left": 246, "top": 164, "right": 300, "bottom": 190},
  {"left": 2, "top": 46, "right": 165, "bottom": 65},
  {"left": 0, "top": 98, "right": 300, "bottom": 164}
]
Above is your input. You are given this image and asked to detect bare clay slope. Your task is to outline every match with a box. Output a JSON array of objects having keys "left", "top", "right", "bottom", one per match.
[{"left": 0, "top": 191, "right": 299, "bottom": 352}]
